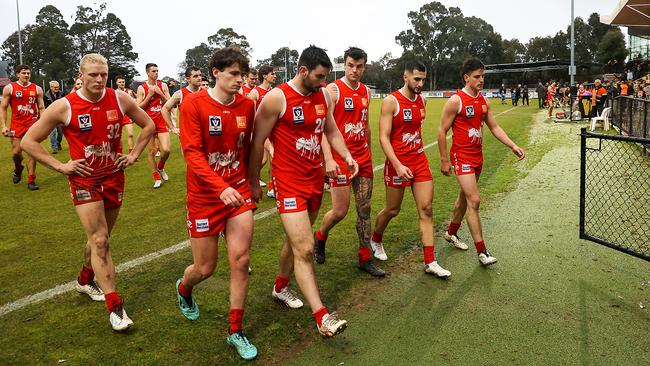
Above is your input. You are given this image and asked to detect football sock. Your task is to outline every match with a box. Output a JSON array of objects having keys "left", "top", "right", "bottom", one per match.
[
  {"left": 448, "top": 221, "right": 461, "bottom": 236},
  {"left": 423, "top": 245, "right": 435, "bottom": 264},
  {"left": 77, "top": 265, "right": 94, "bottom": 285},
  {"left": 358, "top": 246, "right": 372, "bottom": 264},
  {"left": 229, "top": 309, "right": 244, "bottom": 334},
  {"left": 274, "top": 275, "right": 289, "bottom": 293},
  {"left": 371, "top": 232, "right": 383, "bottom": 243},
  {"left": 105, "top": 292, "right": 122, "bottom": 313},
  {"left": 313, "top": 306, "right": 329, "bottom": 327},
  {"left": 315, "top": 230, "right": 327, "bottom": 242},
  {"left": 474, "top": 240, "right": 486, "bottom": 255}
]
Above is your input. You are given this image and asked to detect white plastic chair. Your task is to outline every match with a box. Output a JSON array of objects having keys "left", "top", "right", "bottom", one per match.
[{"left": 590, "top": 107, "right": 611, "bottom": 131}]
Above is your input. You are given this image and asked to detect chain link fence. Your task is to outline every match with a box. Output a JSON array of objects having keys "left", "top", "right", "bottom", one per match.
[
  {"left": 612, "top": 96, "right": 650, "bottom": 140},
  {"left": 580, "top": 128, "right": 650, "bottom": 261}
]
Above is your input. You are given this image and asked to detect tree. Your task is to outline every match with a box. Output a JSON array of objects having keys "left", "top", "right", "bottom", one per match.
[
  {"left": 502, "top": 39, "right": 527, "bottom": 63},
  {"left": 69, "top": 4, "right": 106, "bottom": 59},
  {"left": 597, "top": 29, "right": 627, "bottom": 64},
  {"left": 179, "top": 43, "right": 212, "bottom": 78},
  {"left": 525, "top": 36, "right": 554, "bottom": 61},
  {"left": 207, "top": 28, "right": 251, "bottom": 56},
  {"left": 97, "top": 13, "right": 138, "bottom": 81}
]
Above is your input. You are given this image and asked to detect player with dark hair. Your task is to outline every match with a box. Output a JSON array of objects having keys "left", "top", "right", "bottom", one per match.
[
  {"left": 438, "top": 58, "right": 525, "bottom": 267},
  {"left": 1, "top": 64, "right": 45, "bottom": 190},
  {"left": 249, "top": 64, "right": 278, "bottom": 196},
  {"left": 241, "top": 69, "right": 257, "bottom": 96},
  {"left": 136, "top": 62, "right": 172, "bottom": 188},
  {"left": 115, "top": 75, "right": 136, "bottom": 152},
  {"left": 21, "top": 53, "right": 155, "bottom": 331},
  {"left": 174, "top": 47, "right": 258, "bottom": 360},
  {"left": 313, "top": 47, "right": 385, "bottom": 277},
  {"left": 369, "top": 60, "right": 452, "bottom": 278},
  {"left": 249, "top": 45, "right": 357, "bottom": 337},
  {"left": 162, "top": 66, "right": 203, "bottom": 135}
]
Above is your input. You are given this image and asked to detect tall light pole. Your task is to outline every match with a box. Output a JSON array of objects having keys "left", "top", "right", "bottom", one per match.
[
  {"left": 16, "top": 0, "right": 23, "bottom": 65},
  {"left": 570, "top": 0, "right": 575, "bottom": 85}
]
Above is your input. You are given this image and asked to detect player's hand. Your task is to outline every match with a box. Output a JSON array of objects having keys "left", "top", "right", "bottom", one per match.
[
  {"left": 250, "top": 180, "right": 263, "bottom": 203},
  {"left": 146, "top": 86, "right": 155, "bottom": 98},
  {"left": 220, "top": 186, "right": 245, "bottom": 207},
  {"left": 345, "top": 155, "right": 359, "bottom": 179},
  {"left": 440, "top": 159, "right": 453, "bottom": 176},
  {"left": 171, "top": 127, "right": 180, "bottom": 135},
  {"left": 324, "top": 159, "right": 340, "bottom": 179},
  {"left": 1, "top": 126, "right": 9, "bottom": 137},
  {"left": 512, "top": 145, "right": 525, "bottom": 160},
  {"left": 395, "top": 163, "right": 413, "bottom": 180},
  {"left": 154, "top": 86, "right": 164, "bottom": 96},
  {"left": 114, "top": 153, "right": 137, "bottom": 170},
  {"left": 60, "top": 159, "right": 93, "bottom": 177}
]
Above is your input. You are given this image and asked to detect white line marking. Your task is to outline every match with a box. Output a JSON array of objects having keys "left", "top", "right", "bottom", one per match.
[{"left": 0, "top": 106, "right": 516, "bottom": 317}]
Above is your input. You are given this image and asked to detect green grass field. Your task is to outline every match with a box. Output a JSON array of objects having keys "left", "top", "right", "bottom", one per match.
[{"left": 1, "top": 98, "right": 647, "bottom": 365}]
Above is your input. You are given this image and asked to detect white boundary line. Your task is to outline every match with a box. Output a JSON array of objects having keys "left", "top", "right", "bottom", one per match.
[{"left": 0, "top": 106, "right": 517, "bottom": 317}]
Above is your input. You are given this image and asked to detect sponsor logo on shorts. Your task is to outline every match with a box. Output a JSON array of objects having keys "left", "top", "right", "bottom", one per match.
[
  {"left": 392, "top": 176, "right": 403, "bottom": 185},
  {"left": 15, "top": 91, "right": 23, "bottom": 99},
  {"left": 315, "top": 104, "right": 325, "bottom": 116},
  {"left": 209, "top": 116, "right": 222, "bottom": 136},
  {"left": 283, "top": 197, "right": 297, "bottom": 210},
  {"left": 195, "top": 218, "right": 209, "bottom": 233},
  {"left": 403, "top": 109, "right": 413, "bottom": 122},
  {"left": 106, "top": 109, "right": 119, "bottom": 122},
  {"left": 465, "top": 105, "right": 475, "bottom": 118},
  {"left": 236, "top": 116, "right": 247, "bottom": 129},
  {"left": 336, "top": 175, "right": 347, "bottom": 184},
  {"left": 75, "top": 189, "right": 92, "bottom": 201},
  {"left": 117, "top": 192, "right": 123, "bottom": 202},
  {"left": 461, "top": 164, "right": 471, "bottom": 173},
  {"left": 78, "top": 114, "right": 92, "bottom": 132},
  {"left": 344, "top": 97, "right": 354, "bottom": 111},
  {"left": 292, "top": 107, "right": 304, "bottom": 124}
]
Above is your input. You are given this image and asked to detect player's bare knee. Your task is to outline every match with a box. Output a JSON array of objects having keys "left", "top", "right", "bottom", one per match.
[
  {"left": 233, "top": 252, "right": 250, "bottom": 270},
  {"left": 385, "top": 207, "right": 401, "bottom": 218},
  {"left": 419, "top": 204, "right": 433, "bottom": 219},
  {"left": 92, "top": 234, "right": 110, "bottom": 256},
  {"left": 197, "top": 263, "right": 216, "bottom": 279},
  {"left": 331, "top": 208, "right": 348, "bottom": 222},
  {"left": 466, "top": 194, "right": 481, "bottom": 209},
  {"left": 295, "top": 245, "right": 314, "bottom": 263}
]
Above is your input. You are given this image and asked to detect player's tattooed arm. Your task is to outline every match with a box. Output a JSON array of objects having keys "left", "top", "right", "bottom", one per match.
[
  {"left": 321, "top": 83, "right": 340, "bottom": 178},
  {"left": 352, "top": 176, "right": 373, "bottom": 248},
  {"left": 483, "top": 103, "right": 525, "bottom": 160},
  {"left": 438, "top": 94, "right": 460, "bottom": 176}
]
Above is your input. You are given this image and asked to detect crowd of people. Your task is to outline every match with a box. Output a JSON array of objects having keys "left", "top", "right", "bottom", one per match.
[{"left": 1, "top": 47, "right": 525, "bottom": 360}]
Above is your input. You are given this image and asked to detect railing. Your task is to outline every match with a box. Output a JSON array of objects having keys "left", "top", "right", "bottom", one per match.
[{"left": 611, "top": 96, "right": 650, "bottom": 139}]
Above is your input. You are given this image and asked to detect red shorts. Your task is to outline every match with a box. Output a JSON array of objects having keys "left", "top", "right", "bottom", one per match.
[
  {"left": 10, "top": 120, "right": 37, "bottom": 139},
  {"left": 451, "top": 153, "right": 483, "bottom": 176},
  {"left": 68, "top": 171, "right": 125, "bottom": 208},
  {"left": 383, "top": 157, "right": 432, "bottom": 187},
  {"left": 122, "top": 116, "right": 133, "bottom": 126},
  {"left": 186, "top": 188, "right": 256, "bottom": 238},
  {"left": 328, "top": 152, "right": 373, "bottom": 188},
  {"left": 273, "top": 174, "right": 324, "bottom": 214},
  {"left": 150, "top": 114, "right": 168, "bottom": 134}
]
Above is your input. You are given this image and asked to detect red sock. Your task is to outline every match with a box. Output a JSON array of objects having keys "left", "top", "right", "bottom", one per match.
[
  {"left": 274, "top": 275, "right": 289, "bottom": 293},
  {"left": 315, "top": 230, "right": 327, "bottom": 241},
  {"left": 104, "top": 292, "right": 122, "bottom": 313},
  {"left": 157, "top": 161, "right": 165, "bottom": 170},
  {"left": 27, "top": 174, "right": 36, "bottom": 183},
  {"left": 313, "top": 306, "right": 329, "bottom": 327},
  {"left": 423, "top": 245, "right": 435, "bottom": 264},
  {"left": 359, "top": 246, "right": 372, "bottom": 264},
  {"left": 447, "top": 221, "right": 461, "bottom": 236},
  {"left": 77, "top": 266, "right": 94, "bottom": 285},
  {"left": 371, "top": 232, "right": 383, "bottom": 243},
  {"left": 153, "top": 171, "right": 161, "bottom": 180},
  {"left": 229, "top": 308, "right": 244, "bottom": 334},
  {"left": 178, "top": 281, "right": 192, "bottom": 298},
  {"left": 474, "top": 240, "right": 486, "bottom": 255}
]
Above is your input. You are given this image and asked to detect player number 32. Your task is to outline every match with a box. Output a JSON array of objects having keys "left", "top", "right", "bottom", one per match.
[{"left": 107, "top": 123, "right": 121, "bottom": 139}]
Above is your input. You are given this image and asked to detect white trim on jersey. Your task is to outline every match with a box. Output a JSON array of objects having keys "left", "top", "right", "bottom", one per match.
[
  {"left": 178, "top": 89, "right": 185, "bottom": 105},
  {"left": 207, "top": 88, "right": 236, "bottom": 106},
  {"left": 63, "top": 98, "right": 72, "bottom": 126},
  {"left": 341, "top": 77, "right": 361, "bottom": 91},
  {"left": 322, "top": 87, "right": 331, "bottom": 109},
  {"left": 450, "top": 94, "right": 462, "bottom": 114},
  {"left": 115, "top": 90, "right": 126, "bottom": 116},
  {"left": 389, "top": 94, "right": 400, "bottom": 117},
  {"left": 330, "top": 82, "right": 340, "bottom": 105},
  {"left": 398, "top": 89, "right": 417, "bottom": 102},
  {"left": 287, "top": 81, "right": 308, "bottom": 97},
  {"left": 76, "top": 88, "right": 107, "bottom": 104},
  {"left": 277, "top": 89, "right": 287, "bottom": 120}
]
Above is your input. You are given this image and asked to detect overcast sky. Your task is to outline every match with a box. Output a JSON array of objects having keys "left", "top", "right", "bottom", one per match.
[{"left": 1, "top": 0, "right": 622, "bottom": 79}]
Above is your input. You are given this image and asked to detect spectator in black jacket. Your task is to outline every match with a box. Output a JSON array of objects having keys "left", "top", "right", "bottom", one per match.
[
  {"left": 522, "top": 84, "right": 529, "bottom": 106},
  {"left": 44, "top": 80, "right": 65, "bottom": 153},
  {"left": 536, "top": 82, "right": 546, "bottom": 109}
]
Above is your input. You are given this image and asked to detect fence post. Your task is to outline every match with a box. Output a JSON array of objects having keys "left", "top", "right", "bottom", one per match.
[
  {"left": 629, "top": 99, "right": 634, "bottom": 135},
  {"left": 644, "top": 101, "right": 648, "bottom": 139},
  {"left": 579, "top": 127, "right": 587, "bottom": 239}
]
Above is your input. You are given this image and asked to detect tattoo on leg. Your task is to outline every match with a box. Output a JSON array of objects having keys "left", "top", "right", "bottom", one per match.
[{"left": 352, "top": 176, "right": 373, "bottom": 248}]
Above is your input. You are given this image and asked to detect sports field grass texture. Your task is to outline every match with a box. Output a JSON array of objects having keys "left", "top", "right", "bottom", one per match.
[{"left": 0, "top": 99, "right": 615, "bottom": 365}]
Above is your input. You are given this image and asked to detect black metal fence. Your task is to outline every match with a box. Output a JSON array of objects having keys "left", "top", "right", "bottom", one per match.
[
  {"left": 611, "top": 96, "right": 650, "bottom": 139},
  {"left": 579, "top": 128, "right": 650, "bottom": 261}
]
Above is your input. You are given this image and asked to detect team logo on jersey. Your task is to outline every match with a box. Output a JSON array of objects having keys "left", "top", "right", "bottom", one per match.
[
  {"left": 209, "top": 116, "right": 222, "bottom": 136},
  {"left": 361, "top": 98, "right": 368, "bottom": 107},
  {"left": 420, "top": 109, "right": 426, "bottom": 118},
  {"left": 344, "top": 97, "right": 354, "bottom": 111},
  {"left": 315, "top": 104, "right": 326, "bottom": 116},
  {"left": 465, "top": 105, "right": 475, "bottom": 118},
  {"left": 195, "top": 218, "right": 209, "bottom": 233},
  {"left": 403, "top": 109, "right": 413, "bottom": 122},
  {"left": 236, "top": 116, "right": 247, "bottom": 129},
  {"left": 29, "top": 91, "right": 35, "bottom": 96},
  {"left": 292, "top": 107, "right": 304, "bottom": 124},
  {"left": 482, "top": 105, "right": 488, "bottom": 113},
  {"left": 15, "top": 91, "right": 22, "bottom": 99},
  {"left": 283, "top": 197, "right": 297, "bottom": 210},
  {"left": 78, "top": 114, "right": 92, "bottom": 132},
  {"left": 106, "top": 110, "right": 119, "bottom": 122}
]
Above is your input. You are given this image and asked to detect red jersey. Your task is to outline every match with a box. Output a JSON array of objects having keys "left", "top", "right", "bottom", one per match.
[
  {"left": 271, "top": 82, "right": 328, "bottom": 185},
  {"left": 330, "top": 79, "right": 371, "bottom": 164},
  {"left": 450, "top": 89, "right": 488, "bottom": 166},
  {"left": 254, "top": 85, "right": 272, "bottom": 107},
  {"left": 180, "top": 89, "right": 255, "bottom": 199},
  {"left": 241, "top": 84, "right": 254, "bottom": 96},
  {"left": 389, "top": 90, "right": 426, "bottom": 161},
  {"left": 116, "top": 88, "right": 133, "bottom": 124},
  {"left": 142, "top": 81, "right": 164, "bottom": 119},
  {"left": 179, "top": 87, "right": 195, "bottom": 108},
  {"left": 9, "top": 82, "right": 39, "bottom": 127},
  {"left": 63, "top": 88, "right": 124, "bottom": 181}
]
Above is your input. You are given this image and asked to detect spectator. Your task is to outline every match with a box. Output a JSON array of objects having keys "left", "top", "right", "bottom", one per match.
[
  {"left": 522, "top": 84, "right": 529, "bottom": 106},
  {"left": 536, "top": 81, "right": 546, "bottom": 109},
  {"left": 515, "top": 84, "right": 521, "bottom": 106},
  {"left": 579, "top": 84, "right": 593, "bottom": 119},
  {"left": 511, "top": 86, "right": 517, "bottom": 105},
  {"left": 592, "top": 79, "right": 607, "bottom": 116},
  {"left": 620, "top": 80, "right": 629, "bottom": 96},
  {"left": 499, "top": 83, "right": 507, "bottom": 105},
  {"left": 44, "top": 80, "right": 64, "bottom": 153}
]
